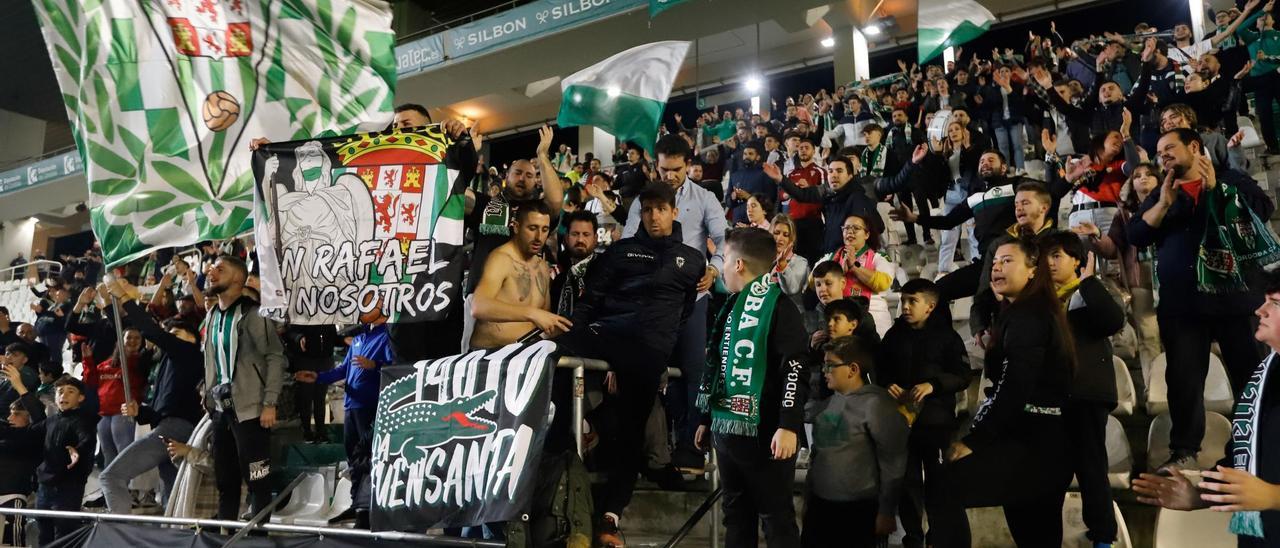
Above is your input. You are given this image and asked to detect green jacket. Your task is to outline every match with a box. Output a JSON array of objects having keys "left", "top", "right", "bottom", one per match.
[{"left": 1238, "top": 11, "right": 1280, "bottom": 77}]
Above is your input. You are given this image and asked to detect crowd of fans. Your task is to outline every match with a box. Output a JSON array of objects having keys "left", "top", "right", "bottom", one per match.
[{"left": 7, "top": 3, "right": 1280, "bottom": 547}]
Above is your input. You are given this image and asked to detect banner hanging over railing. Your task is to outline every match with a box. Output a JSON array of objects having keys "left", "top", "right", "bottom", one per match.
[
  {"left": 251, "top": 125, "right": 467, "bottom": 325},
  {"left": 370, "top": 340, "right": 558, "bottom": 531}
]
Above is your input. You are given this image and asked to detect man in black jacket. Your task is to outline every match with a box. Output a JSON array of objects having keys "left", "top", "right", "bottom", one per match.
[
  {"left": 1130, "top": 128, "right": 1275, "bottom": 471},
  {"left": 887, "top": 149, "right": 1065, "bottom": 302},
  {"left": 877, "top": 278, "right": 969, "bottom": 548},
  {"left": 283, "top": 324, "right": 337, "bottom": 442},
  {"left": 98, "top": 279, "right": 204, "bottom": 514},
  {"left": 555, "top": 182, "right": 704, "bottom": 547},
  {"left": 769, "top": 156, "right": 883, "bottom": 254},
  {"left": 1045, "top": 232, "right": 1126, "bottom": 547}
]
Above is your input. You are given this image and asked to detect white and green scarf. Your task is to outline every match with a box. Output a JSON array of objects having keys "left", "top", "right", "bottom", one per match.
[
  {"left": 697, "top": 273, "right": 782, "bottom": 436},
  {"left": 1198, "top": 183, "right": 1280, "bottom": 294},
  {"left": 479, "top": 194, "right": 512, "bottom": 237},
  {"left": 208, "top": 303, "right": 243, "bottom": 386},
  {"left": 1229, "top": 352, "right": 1275, "bottom": 538}
]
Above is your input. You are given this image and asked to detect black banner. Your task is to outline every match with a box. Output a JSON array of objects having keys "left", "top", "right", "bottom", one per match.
[
  {"left": 370, "top": 340, "right": 558, "bottom": 531},
  {"left": 252, "top": 125, "right": 467, "bottom": 325}
]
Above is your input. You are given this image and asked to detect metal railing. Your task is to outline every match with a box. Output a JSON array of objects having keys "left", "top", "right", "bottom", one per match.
[
  {"left": 0, "top": 507, "right": 503, "bottom": 547},
  {"left": 0, "top": 259, "right": 64, "bottom": 282}
]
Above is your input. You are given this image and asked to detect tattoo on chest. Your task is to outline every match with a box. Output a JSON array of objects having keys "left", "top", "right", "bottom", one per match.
[{"left": 513, "top": 262, "right": 532, "bottom": 301}]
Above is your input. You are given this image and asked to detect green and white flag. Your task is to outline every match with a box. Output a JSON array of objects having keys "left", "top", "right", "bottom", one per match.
[
  {"left": 31, "top": 0, "right": 397, "bottom": 267},
  {"left": 556, "top": 41, "right": 690, "bottom": 155},
  {"left": 917, "top": 0, "right": 996, "bottom": 64}
]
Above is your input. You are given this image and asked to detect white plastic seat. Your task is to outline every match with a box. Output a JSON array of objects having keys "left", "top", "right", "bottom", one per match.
[
  {"left": 1113, "top": 356, "right": 1137, "bottom": 417},
  {"left": 271, "top": 472, "right": 325, "bottom": 524},
  {"left": 1146, "top": 412, "right": 1231, "bottom": 471},
  {"left": 950, "top": 296, "right": 972, "bottom": 322},
  {"left": 1067, "top": 415, "right": 1132, "bottom": 490},
  {"left": 1062, "top": 492, "right": 1133, "bottom": 547},
  {"left": 1146, "top": 353, "right": 1234, "bottom": 415},
  {"left": 295, "top": 477, "right": 353, "bottom": 527},
  {"left": 1153, "top": 506, "right": 1234, "bottom": 548}
]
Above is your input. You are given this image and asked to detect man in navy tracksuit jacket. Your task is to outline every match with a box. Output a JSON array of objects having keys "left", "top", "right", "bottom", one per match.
[{"left": 295, "top": 320, "right": 391, "bottom": 529}]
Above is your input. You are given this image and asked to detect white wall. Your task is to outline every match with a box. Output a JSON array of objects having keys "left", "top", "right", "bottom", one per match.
[
  {"left": 0, "top": 110, "right": 46, "bottom": 167},
  {"left": 0, "top": 218, "right": 38, "bottom": 277}
]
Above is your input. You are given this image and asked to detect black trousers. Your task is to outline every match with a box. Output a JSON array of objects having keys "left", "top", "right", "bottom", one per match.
[
  {"left": 935, "top": 260, "right": 983, "bottom": 303},
  {"left": 666, "top": 297, "right": 708, "bottom": 456},
  {"left": 929, "top": 417, "right": 1071, "bottom": 548},
  {"left": 794, "top": 217, "right": 825, "bottom": 263},
  {"left": 714, "top": 433, "right": 800, "bottom": 548},
  {"left": 36, "top": 481, "right": 84, "bottom": 546},
  {"left": 1158, "top": 311, "right": 1262, "bottom": 455},
  {"left": 1065, "top": 400, "right": 1116, "bottom": 544},
  {"left": 802, "top": 495, "right": 877, "bottom": 548},
  {"left": 1250, "top": 72, "right": 1280, "bottom": 149},
  {"left": 295, "top": 381, "right": 327, "bottom": 435},
  {"left": 898, "top": 425, "right": 953, "bottom": 548},
  {"left": 345, "top": 407, "right": 377, "bottom": 511},
  {"left": 554, "top": 329, "right": 664, "bottom": 517},
  {"left": 211, "top": 409, "right": 273, "bottom": 520}
]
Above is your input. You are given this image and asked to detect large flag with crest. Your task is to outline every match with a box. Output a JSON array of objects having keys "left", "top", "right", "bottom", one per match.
[{"left": 31, "top": 0, "right": 397, "bottom": 267}]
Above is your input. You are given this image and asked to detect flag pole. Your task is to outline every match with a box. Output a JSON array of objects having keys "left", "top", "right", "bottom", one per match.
[{"left": 103, "top": 274, "right": 135, "bottom": 414}]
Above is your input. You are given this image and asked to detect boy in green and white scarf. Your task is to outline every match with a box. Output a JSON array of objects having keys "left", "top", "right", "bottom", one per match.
[{"left": 695, "top": 228, "right": 810, "bottom": 547}]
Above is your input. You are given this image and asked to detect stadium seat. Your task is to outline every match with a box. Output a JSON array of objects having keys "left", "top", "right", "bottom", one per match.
[
  {"left": 1146, "top": 353, "right": 1234, "bottom": 415},
  {"left": 1068, "top": 414, "right": 1132, "bottom": 490},
  {"left": 1239, "top": 116, "right": 1264, "bottom": 150},
  {"left": 1062, "top": 492, "right": 1133, "bottom": 547},
  {"left": 1146, "top": 412, "right": 1231, "bottom": 471},
  {"left": 295, "top": 477, "right": 353, "bottom": 527},
  {"left": 271, "top": 472, "right": 326, "bottom": 525},
  {"left": 1153, "top": 506, "right": 1234, "bottom": 548},
  {"left": 1113, "top": 356, "right": 1137, "bottom": 417},
  {"left": 950, "top": 296, "right": 972, "bottom": 322}
]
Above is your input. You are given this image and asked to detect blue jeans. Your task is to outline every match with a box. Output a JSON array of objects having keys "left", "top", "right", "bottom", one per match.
[
  {"left": 97, "top": 414, "right": 136, "bottom": 467},
  {"left": 993, "top": 123, "right": 1026, "bottom": 170},
  {"left": 100, "top": 417, "right": 194, "bottom": 514},
  {"left": 938, "top": 185, "right": 970, "bottom": 273}
]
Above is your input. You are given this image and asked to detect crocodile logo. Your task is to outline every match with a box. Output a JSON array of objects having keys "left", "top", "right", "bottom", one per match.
[{"left": 376, "top": 374, "right": 498, "bottom": 459}]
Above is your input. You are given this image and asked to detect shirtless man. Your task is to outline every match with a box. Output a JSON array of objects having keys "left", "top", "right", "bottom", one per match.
[{"left": 470, "top": 199, "right": 571, "bottom": 349}]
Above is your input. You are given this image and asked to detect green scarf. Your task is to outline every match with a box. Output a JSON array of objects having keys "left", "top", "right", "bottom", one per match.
[
  {"left": 1228, "top": 352, "right": 1274, "bottom": 538},
  {"left": 1196, "top": 183, "right": 1280, "bottom": 294},
  {"left": 479, "top": 195, "right": 511, "bottom": 237},
  {"left": 696, "top": 273, "right": 782, "bottom": 436},
  {"left": 860, "top": 145, "right": 886, "bottom": 178}
]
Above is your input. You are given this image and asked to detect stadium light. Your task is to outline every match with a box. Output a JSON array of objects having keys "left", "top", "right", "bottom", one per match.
[
  {"left": 820, "top": 36, "right": 835, "bottom": 48},
  {"left": 744, "top": 76, "right": 762, "bottom": 93},
  {"left": 863, "top": 24, "right": 882, "bottom": 36}
]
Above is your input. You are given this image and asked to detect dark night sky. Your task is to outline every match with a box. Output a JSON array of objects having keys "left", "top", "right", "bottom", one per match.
[{"left": 487, "top": 0, "right": 1232, "bottom": 167}]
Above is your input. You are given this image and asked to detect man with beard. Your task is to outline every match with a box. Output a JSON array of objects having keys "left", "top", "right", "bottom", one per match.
[
  {"left": 459, "top": 125, "right": 562, "bottom": 352},
  {"left": 551, "top": 210, "right": 598, "bottom": 317},
  {"left": 622, "top": 135, "right": 725, "bottom": 476},
  {"left": 772, "top": 156, "right": 883, "bottom": 255},
  {"left": 613, "top": 142, "right": 652, "bottom": 204},
  {"left": 14, "top": 324, "right": 48, "bottom": 371},
  {"left": 889, "top": 148, "right": 1066, "bottom": 302},
  {"left": 1129, "top": 128, "right": 1275, "bottom": 471},
  {"left": 202, "top": 254, "right": 286, "bottom": 522},
  {"left": 470, "top": 200, "right": 569, "bottom": 349},
  {"left": 726, "top": 142, "right": 777, "bottom": 224}
]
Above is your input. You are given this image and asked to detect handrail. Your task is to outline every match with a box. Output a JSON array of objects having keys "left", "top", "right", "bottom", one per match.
[
  {"left": 0, "top": 259, "right": 64, "bottom": 281},
  {"left": 221, "top": 471, "right": 307, "bottom": 546},
  {"left": 0, "top": 507, "right": 504, "bottom": 547},
  {"left": 396, "top": 1, "right": 525, "bottom": 44},
  {"left": 662, "top": 487, "right": 723, "bottom": 548},
  {"left": 555, "top": 356, "right": 681, "bottom": 456}
]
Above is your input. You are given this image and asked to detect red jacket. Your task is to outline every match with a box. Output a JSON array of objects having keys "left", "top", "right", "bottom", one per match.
[{"left": 82, "top": 353, "right": 146, "bottom": 416}]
